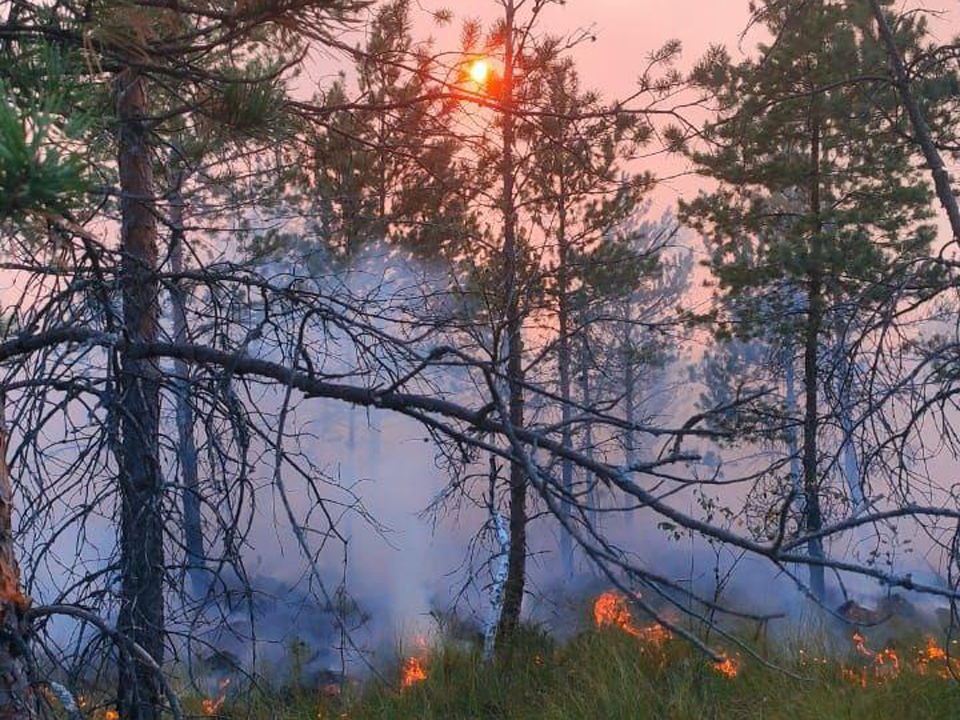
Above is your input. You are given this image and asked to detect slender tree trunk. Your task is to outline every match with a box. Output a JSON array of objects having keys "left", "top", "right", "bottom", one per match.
[
  {"left": 622, "top": 310, "right": 635, "bottom": 468},
  {"left": 803, "top": 96, "right": 826, "bottom": 603},
  {"left": 497, "top": 0, "right": 527, "bottom": 643},
  {"left": 0, "top": 402, "right": 36, "bottom": 719},
  {"left": 116, "top": 68, "right": 165, "bottom": 720},
  {"left": 483, "top": 456, "right": 509, "bottom": 659},
  {"left": 556, "top": 177, "right": 574, "bottom": 578},
  {"left": 784, "top": 351, "right": 802, "bottom": 498},
  {"left": 579, "top": 334, "right": 597, "bottom": 530},
  {"left": 835, "top": 338, "right": 865, "bottom": 516},
  {"left": 168, "top": 162, "right": 206, "bottom": 599}
]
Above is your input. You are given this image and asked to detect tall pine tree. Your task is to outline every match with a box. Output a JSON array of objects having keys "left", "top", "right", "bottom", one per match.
[{"left": 680, "top": 0, "right": 935, "bottom": 601}]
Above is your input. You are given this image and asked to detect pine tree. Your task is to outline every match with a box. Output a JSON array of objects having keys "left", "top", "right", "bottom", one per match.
[
  {"left": 3, "top": 2, "right": 369, "bottom": 716},
  {"left": 294, "top": 0, "right": 477, "bottom": 263},
  {"left": 680, "top": 0, "right": 935, "bottom": 601},
  {"left": 526, "top": 56, "right": 660, "bottom": 574},
  {"left": 0, "top": 57, "right": 87, "bottom": 717}
]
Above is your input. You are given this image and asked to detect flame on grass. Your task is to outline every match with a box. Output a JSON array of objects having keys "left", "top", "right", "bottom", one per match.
[
  {"left": 712, "top": 652, "right": 740, "bottom": 679},
  {"left": 400, "top": 634, "right": 430, "bottom": 690},
  {"left": 593, "top": 591, "right": 670, "bottom": 646},
  {"left": 202, "top": 678, "right": 231, "bottom": 716},
  {"left": 400, "top": 655, "right": 427, "bottom": 689},
  {"left": 916, "top": 636, "right": 959, "bottom": 679},
  {"left": 845, "top": 632, "right": 901, "bottom": 685},
  {"left": 837, "top": 634, "right": 960, "bottom": 686}
]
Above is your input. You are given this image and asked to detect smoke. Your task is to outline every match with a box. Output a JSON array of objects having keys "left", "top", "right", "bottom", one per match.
[{"left": 5, "top": 236, "right": 956, "bottom": 686}]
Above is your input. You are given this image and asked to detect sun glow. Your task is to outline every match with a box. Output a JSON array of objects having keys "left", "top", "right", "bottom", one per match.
[{"left": 469, "top": 59, "right": 490, "bottom": 84}]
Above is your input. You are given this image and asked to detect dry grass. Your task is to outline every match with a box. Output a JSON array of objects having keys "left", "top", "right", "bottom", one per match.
[{"left": 188, "top": 620, "right": 960, "bottom": 720}]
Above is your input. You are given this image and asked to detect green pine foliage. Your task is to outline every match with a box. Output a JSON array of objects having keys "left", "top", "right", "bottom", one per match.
[
  {"left": 0, "top": 94, "right": 84, "bottom": 220},
  {"left": 680, "top": 0, "right": 936, "bottom": 341}
]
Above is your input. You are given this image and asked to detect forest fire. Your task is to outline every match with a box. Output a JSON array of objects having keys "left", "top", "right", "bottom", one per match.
[
  {"left": 593, "top": 591, "right": 671, "bottom": 646},
  {"left": 400, "top": 656, "right": 427, "bottom": 689},
  {"left": 7, "top": 0, "right": 960, "bottom": 715}
]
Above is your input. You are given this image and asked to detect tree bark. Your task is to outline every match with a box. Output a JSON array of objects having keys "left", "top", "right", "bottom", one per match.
[
  {"left": 802, "top": 93, "right": 826, "bottom": 602},
  {"left": 0, "top": 402, "right": 36, "bottom": 719},
  {"left": 784, "top": 351, "right": 802, "bottom": 498},
  {"left": 579, "top": 334, "right": 597, "bottom": 531},
  {"left": 168, "top": 162, "right": 206, "bottom": 599},
  {"left": 116, "top": 68, "right": 165, "bottom": 720},
  {"left": 556, "top": 175, "right": 574, "bottom": 578},
  {"left": 497, "top": 0, "right": 527, "bottom": 644},
  {"left": 622, "top": 312, "right": 635, "bottom": 468},
  {"left": 835, "top": 340, "right": 865, "bottom": 516}
]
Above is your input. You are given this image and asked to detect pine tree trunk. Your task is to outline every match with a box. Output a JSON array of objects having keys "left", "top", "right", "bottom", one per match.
[
  {"left": 802, "top": 97, "right": 826, "bottom": 602},
  {"left": 784, "top": 352, "right": 802, "bottom": 498},
  {"left": 168, "top": 163, "right": 206, "bottom": 599},
  {"left": 622, "top": 312, "right": 635, "bottom": 468},
  {"left": 116, "top": 68, "right": 166, "bottom": 720},
  {"left": 497, "top": 0, "right": 527, "bottom": 644},
  {"left": 0, "top": 404, "right": 36, "bottom": 719},
  {"left": 835, "top": 342, "right": 865, "bottom": 515},
  {"left": 579, "top": 335, "right": 597, "bottom": 530},
  {"left": 556, "top": 178, "right": 574, "bottom": 578}
]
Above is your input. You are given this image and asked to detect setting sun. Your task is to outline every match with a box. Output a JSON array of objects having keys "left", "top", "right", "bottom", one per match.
[{"left": 469, "top": 58, "right": 490, "bottom": 84}]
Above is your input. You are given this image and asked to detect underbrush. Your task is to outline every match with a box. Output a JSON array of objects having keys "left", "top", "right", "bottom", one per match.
[{"left": 184, "top": 622, "right": 960, "bottom": 720}]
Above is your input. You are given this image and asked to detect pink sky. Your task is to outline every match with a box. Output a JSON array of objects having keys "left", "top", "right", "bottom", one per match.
[
  {"left": 291, "top": 1, "right": 960, "bottom": 231},
  {"left": 407, "top": 1, "right": 959, "bottom": 210},
  {"left": 416, "top": 1, "right": 957, "bottom": 96}
]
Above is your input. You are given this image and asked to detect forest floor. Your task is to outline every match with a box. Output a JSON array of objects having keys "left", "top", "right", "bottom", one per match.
[{"left": 175, "top": 619, "right": 960, "bottom": 720}]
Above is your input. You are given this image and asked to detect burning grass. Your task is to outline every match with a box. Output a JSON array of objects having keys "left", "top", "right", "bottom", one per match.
[{"left": 181, "top": 613, "right": 960, "bottom": 720}]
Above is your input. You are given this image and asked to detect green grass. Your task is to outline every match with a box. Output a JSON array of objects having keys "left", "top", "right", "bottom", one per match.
[{"left": 190, "top": 621, "right": 960, "bottom": 720}]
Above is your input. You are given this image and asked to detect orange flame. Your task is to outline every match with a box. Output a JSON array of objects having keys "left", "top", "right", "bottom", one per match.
[
  {"left": 846, "top": 632, "right": 901, "bottom": 685},
  {"left": 105, "top": 712, "right": 119, "bottom": 720},
  {"left": 201, "top": 678, "right": 231, "bottom": 716},
  {"left": 593, "top": 591, "right": 670, "bottom": 646},
  {"left": 921, "top": 637, "right": 948, "bottom": 662},
  {"left": 852, "top": 631, "right": 871, "bottom": 658},
  {"left": 916, "top": 636, "right": 958, "bottom": 679},
  {"left": 713, "top": 652, "right": 740, "bottom": 679},
  {"left": 400, "top": 656, "right": 427, "bottom": 689}
]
